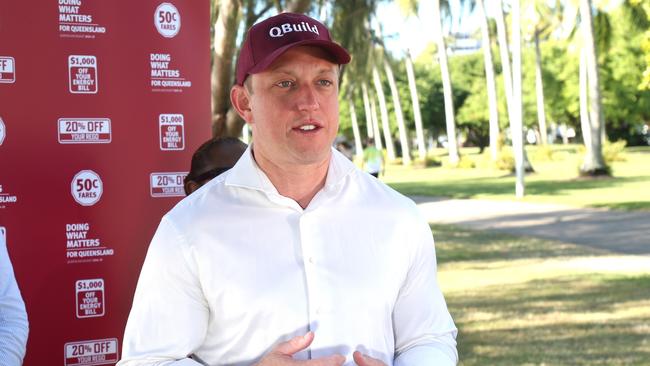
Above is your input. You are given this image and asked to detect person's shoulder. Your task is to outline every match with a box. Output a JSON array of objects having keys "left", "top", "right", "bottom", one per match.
[
  {"left": 166, "top": 172, "right": 230, "bottom": 223},
  {"left": 351, "top": 169, "right": 418, "bottom": 213}
]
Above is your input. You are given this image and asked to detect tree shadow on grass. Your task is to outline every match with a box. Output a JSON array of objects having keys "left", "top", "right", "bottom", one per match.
[
  {"left": 430, "top": 224, "right": 602, "bottom": 263},
  {"left": 449, "top": 209, "right": 650, "bottom": 255},
  {"left": 390, "top": 175, "right": 650, "bottom": 200},
  {"left": 525, "top": 175, "right": 650, "bottom": 196},
  {"left": 457, "top": 321, "right": 650, "bottom": 365},
  {"left": 450, "top": 275, "right": 650, "bottom": 315},
  {"left": 591, "top": 201, "right": 650, "bottom": 211},
  {"left": 449, "top": 275, "right": 650, "bottom": 365}
]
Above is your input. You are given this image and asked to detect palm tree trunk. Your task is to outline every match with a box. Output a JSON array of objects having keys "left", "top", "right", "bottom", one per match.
[
  {"left": 433, "top": 0, "right": 459, "bottom": 165},
  {"left": 534, "top": 30, "right": 548, "bottom": 145},
  {"left": 405, "top": 50, "right": 427, "bottom": 161},
  {"left": 285, "top": 0, "right": 311, "bottom": 13},
  {"left": 579, "top": 48, "right": 591, "bottom": 148},
  {"left": 477, "top": 0, "right": 500, "bottom": 161},
  {"left": 497, "top": 0, "right": 533, "bottom": 183},
  {"left": 373, "top": 66, "right": 396, "bottom": 161},
  {"left": 511, "top": 0, "right": 525, "bottom": 197},
  {"left": 348, "top": 95, "right": 364, "bottom": 159},
  {"left": 384, "top": 60, "right": 411, "bottom": 165},
  {"left": 370, "top": 93, "right": 383, "bottom": 151},
  {"left": 361, "top": 83, "right": 374, "bottom": 139},
  {"left": 495, "top": 0, "right": 515, "bottom": 123},
  {"left": 579, "top": 0, "right": 607, "bottom": 175},
  {"left": 211, "top": 0, "right": 241, "bottom": 137}
]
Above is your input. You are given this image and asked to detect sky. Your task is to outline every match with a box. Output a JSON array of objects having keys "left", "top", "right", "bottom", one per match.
[
  {"left": 376, "top": 0, "right": 480, "bottom": 59},
  {"left": 376, "top": 0, "right": 627, "bottom": 59}
]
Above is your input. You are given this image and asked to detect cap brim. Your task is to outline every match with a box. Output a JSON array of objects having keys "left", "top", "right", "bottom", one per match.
[{"left": 247, "top": 39, "right": 351, "bottom": 78}]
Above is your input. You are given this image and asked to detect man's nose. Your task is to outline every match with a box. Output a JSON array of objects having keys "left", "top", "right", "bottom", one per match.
[{"left": 296, "top": 84, "right": 319, "bottom": 112}]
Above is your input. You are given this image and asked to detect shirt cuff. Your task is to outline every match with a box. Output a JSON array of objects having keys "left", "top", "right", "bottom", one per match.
[{"left": 394, "top": 344, "right": 457, "bottom": 366}]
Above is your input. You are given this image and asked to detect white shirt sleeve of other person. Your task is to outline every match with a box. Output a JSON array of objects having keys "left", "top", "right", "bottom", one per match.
[
  {"left": 0, "top": 229, "right": 29, "bottom": 366},
  {"left": 118, "top": 148, "right": 458, "bottom": 366}
]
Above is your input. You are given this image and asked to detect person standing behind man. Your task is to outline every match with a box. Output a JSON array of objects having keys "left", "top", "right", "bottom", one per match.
[
  {"left": 183, "top": 137, "right": 248, "bottom": 195},
  {"left": 0, "top": 228, "right": 29, "bottom": 366},
  {"left": 119, "top": 12, "right": 457, "bottom": 366},
  {"left": 362, "top": 138, "right": 383, "bottom": 178}
]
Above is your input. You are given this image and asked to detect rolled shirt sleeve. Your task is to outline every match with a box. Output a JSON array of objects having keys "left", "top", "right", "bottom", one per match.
[
  {"left": 393, "top": 216, "right": 458, "bottom": 366},
  {"left": 118, "top": 217, "right": 208, "bottom": 366}
]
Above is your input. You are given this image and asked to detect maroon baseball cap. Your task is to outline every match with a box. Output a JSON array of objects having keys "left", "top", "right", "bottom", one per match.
[{"left": 235, "top": 12, "right": 351, "bottom": 85}]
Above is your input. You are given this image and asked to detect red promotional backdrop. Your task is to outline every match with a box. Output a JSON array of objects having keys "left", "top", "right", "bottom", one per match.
[{"left": 0, "top": 1, "right": 211, "bottom": 364}]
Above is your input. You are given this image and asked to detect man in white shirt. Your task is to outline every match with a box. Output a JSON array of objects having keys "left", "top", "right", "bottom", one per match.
[
  {"left": 0, "top": 227, "right": 29, "bottom": 366},
  {"left": 119, "top": 12, "right": 457, "bottom": 366}
]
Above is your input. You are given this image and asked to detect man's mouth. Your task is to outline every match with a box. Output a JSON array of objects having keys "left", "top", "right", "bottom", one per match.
[
  {"left": 293, "top": 123, "right": 322, "bottom": 133},
  {"left": 299, "top": 124, "right": 317, "bottom": 131}
]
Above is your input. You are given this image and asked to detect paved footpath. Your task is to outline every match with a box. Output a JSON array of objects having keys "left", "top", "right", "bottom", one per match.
[{"left": 412, "top": 196, "right": 650, "bottom": 255}]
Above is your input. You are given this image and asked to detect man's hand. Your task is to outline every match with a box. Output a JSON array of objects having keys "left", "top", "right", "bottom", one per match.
[
  {"left": 352, "top": 351, "right": 387, "bottom": 366},
  {"left": 255, "top": 332, "right": 346, "bottom": 366}
]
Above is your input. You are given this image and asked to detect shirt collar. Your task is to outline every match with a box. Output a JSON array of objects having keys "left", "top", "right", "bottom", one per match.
[{"left": 225, "top": 145, "right": 356, "bottom": 195}]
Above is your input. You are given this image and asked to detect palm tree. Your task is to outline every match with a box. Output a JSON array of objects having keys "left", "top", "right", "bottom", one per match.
[
  {"left": 373, "top": 66, "right": 396, "bottom": 160},
  {"left": 384, "top": 59, "right": 412, "bottom": 164},
  {"left": 533, "top": 27, "right": 548, "bottom": 145},
  {"left": 211, "top": 0, "right": 280, "bottom": 139},
  {"left": 368, "top": 19, "right": 411, "bottom": 165},
  {"left": 405, "top": 49, "right": 427, "bottom": 161},
  {"left": 495, "top": 0, "right": 515, "bottom": 123},
  {"left": 476, "top": 0, "right": 500, "bottom": 160},
  {"left": 211, "top": 0, "right": 242, "bottom": 137},
  {"left": 398, "top": 0, "right": 459, "bottom": 164},
  {"left": 361, "top": 82, "right": 375, "bottom": 139},
  {"left": 495, "top": 0, "right": 534, "bottom": 192},
  {"left": 329, "top": 0, "right": 382, "bottom": 148},
  {"left": 579, "top": 48, "right": 591, "bottom": 151},
  {"left": 523, "top": 0, "right": 558, "bottom": 146},
  {"left": 370, "top": 92, "right": 384, "bottom": 150},
  {"left": 347, "top": 90, "right": 364, "bottom": 160},
  {"left": 432, "top": 0, "right": 460, "bottom": 165},
  {"left": 511, "top": 0, "right": 525, "bottom": 197},
  {"left": 285, "top": 0, "right": 311, "bottom": 12},
  {"left": 578, "top": 0, "right": 607, "bottom": 175}
]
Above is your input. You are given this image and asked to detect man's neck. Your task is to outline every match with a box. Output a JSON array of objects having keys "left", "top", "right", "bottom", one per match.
[{"left": 252, "top": 150, "right": 330, "bottom": 209}]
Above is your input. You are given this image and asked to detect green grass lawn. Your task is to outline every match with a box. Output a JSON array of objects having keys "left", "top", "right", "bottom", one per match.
[
  {"left": 432, "top": 224, "right": 650, "bottom": 365},
  {"left": 383, "top": 145, "right": 650, "bottom": 211}
]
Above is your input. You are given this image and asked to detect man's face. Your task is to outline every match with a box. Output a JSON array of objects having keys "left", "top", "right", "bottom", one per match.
[{"left": 243, "top": 46, "right": 340, "bottom": 168}]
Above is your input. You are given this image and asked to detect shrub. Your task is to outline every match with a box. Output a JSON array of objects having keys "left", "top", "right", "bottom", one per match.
[
  {"left": 533, "top": 145, "right": 555, "bottom": 162},
  {"left": 452, "top": 155, "right": 476, "bottom": 169},
  {"left": 494, "top": 147, "right": 515, "bottom": 171},
  {"left": 603, "top": 140, "right": 627, "bottom": 163},
  {"left": 424, "top": 155, "right": 442, "bottom": 167}
]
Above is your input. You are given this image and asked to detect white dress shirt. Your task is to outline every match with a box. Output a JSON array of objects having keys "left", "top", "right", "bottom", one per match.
[
  {"left": 119, "top": 148, "right": 457, "bottom": 366},
  {"left": 0, "top": 230, "right": 29, "bottom": 366}
]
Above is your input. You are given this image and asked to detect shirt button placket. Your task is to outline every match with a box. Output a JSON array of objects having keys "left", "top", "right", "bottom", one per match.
[{"left": 299, "top": 213, "right": 321, "bottom": 329}]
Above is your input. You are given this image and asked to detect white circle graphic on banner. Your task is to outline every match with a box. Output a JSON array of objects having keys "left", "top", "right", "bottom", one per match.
[
  {"left": 154, "top": 3, "right": 181, "bottom": 38},
  {"left": 71, "top": 170, "right": 103, "bottom": 206},
  {"left": 0, "top": 117, "right": 5, "bottom": 145}
]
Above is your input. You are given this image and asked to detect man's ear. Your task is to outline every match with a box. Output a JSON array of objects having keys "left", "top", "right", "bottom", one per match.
[
  {"left": 184, "top": 180, "right": 200, "bottom": 195},
  {"left": 230, "top": 85, "right": 253, "bottom": 124}
]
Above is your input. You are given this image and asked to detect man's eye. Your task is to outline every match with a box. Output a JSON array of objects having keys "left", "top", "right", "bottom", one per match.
[
  {"left": 318, "top": 80, "right": 333, "bottom": 87},
  {"left": 277, "top": 80, "right": 294, "bottom": 88}
]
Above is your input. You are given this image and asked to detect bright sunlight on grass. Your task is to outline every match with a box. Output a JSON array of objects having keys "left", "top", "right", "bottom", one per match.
[
  {"left": 432, "top": 224, "right": 650, "bottom": 365},
  {"left": 383, "top": 145, "right": 650, "bottom": 211}
]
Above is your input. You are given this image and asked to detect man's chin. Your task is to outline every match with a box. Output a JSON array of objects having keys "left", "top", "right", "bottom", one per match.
[{"left": 290, "top": 149, "right": 331, "bottom": 166}]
